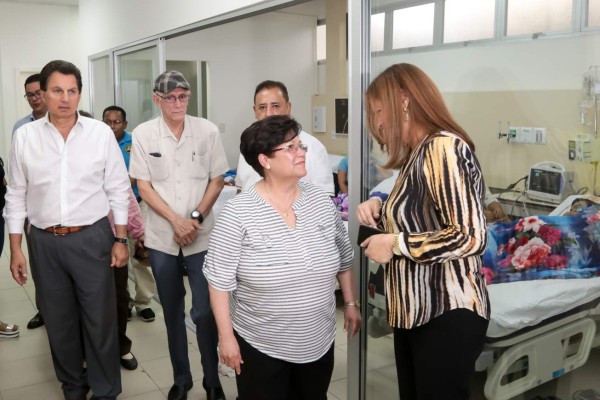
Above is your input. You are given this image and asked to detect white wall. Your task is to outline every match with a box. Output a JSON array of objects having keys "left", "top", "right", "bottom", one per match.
[
  {"left": 165, "top": 12, "right": 316, "bottom": 167},
  {"left": 372, "top": 34, "right": 600, "bottom": 192},
  {"left": 79, "top": 0, "right": 292, "bottom": 56},
  {"left": 0, "top": 2, "right": 82, "bottom": 158},
  {"left": 375, "top": 35, "right": 599, "bottom": 92}
]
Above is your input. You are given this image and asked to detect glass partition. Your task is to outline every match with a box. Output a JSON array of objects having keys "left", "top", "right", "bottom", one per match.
[
  {"left": 115, "top": 43, "right": 161, "bottom": 130},
  {"left": 351, "top": 0, "right": 600, "bottom": 399},
  {"left": 88, "top": 55, "right": 113, "bottom": 119}
]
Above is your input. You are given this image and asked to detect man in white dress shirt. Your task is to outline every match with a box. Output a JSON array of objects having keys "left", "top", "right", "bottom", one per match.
[
  {"left": 5, "top": 60, "right": 131, "bottom": 400},
  {"left": 235, "top": 80, "right": 334, "bottom": 196}
]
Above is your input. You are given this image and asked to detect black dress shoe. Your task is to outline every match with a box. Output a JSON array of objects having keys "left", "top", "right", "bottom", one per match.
[
  {"left": 27, "top": 312, "right": 44, "bottom": 329},
  {"left": 203, "top": 378, "right": 226, "bottom": 400},
  {"left": 120, "top": 353, "right": 138, "bottom": 370},
  {"left": 167, "top": 382, "right": 193, "bottom": 400}
]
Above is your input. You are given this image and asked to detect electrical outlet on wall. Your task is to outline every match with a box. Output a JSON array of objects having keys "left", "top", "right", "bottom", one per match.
[{"left": 533, "top": 127, "right": 547, "bottom": 144}]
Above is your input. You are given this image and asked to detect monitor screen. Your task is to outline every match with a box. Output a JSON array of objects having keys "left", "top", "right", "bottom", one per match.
[{"left": 529, "top": 168, "right": 562, "bottom": 195}]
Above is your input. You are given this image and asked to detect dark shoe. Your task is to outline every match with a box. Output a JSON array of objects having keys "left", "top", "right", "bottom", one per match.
[
  {"left": 138, "top": 308, "right": 155, "bottom": 322},
  {"left": 203, "top": 378, "right": 226, "bottom": 400},
  {"left": 120, "top": 352, "right": 138, "bottom": 370},
  {"left": 27, "top": 312, "right": 44, "bottom": 329},
  {"left": 167, "top": 382, "right": 193, "bottom": 400},
  {"left": 127, "top": 307, "right": 132, "bottom": 321}
]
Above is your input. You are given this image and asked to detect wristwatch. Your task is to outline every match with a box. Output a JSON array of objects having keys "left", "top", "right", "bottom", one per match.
[
  {"left": 114, "top": 237, "right": 128, "bottom": 245},
  {"left": 191, "top": 210, "right": 204, "bottom": 224},
  {"left": 344, "top": 300, "right": 361, "bottom": 308}
]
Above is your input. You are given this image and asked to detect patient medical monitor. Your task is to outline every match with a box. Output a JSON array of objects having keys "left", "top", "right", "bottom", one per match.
[{"left": 526, "top": 161, "right": 574, "bottom": 204}]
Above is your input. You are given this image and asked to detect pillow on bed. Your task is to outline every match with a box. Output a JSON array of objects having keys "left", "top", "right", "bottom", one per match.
[{"left": 482, "top": 211, "right": 600, "bottom": 284}]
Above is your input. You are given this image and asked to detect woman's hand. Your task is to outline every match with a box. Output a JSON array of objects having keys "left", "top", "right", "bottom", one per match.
[
  {"left": 343, "top": 306, "right": 362, "bottom": 339},
  {"left": 219, "top": 334, "right": 243, "bottom": 375},
  {"left": 361, "top": 233, "right": 395, "bottom": 264},
  {"left": 356, "top": 198, "right": 382, "bottom": 227}
]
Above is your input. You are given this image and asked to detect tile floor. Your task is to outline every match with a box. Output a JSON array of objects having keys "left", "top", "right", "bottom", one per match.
[
  {"left": 2, "top": 239, "right": 600, "bottom": 400},
  {"left": 0, "top": 240, "right": 389, "bottom": 400}
]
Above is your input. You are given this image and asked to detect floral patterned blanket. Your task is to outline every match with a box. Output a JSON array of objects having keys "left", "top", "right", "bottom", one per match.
[{"left": 482, "top": 210, "right": 600, "bottom": 284}]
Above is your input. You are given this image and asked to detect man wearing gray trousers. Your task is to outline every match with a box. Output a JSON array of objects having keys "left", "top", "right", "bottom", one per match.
[{"left": 5, "top": 60, "right": 131, "bottom": 400}]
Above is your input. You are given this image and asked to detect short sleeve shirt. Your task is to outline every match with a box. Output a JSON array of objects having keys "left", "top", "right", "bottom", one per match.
[
  {"left": 130, "top": 115, "right": 229, "bottom": 256},
  {"left": 117, "top": 132, "right": 139, "bottom": 198}
]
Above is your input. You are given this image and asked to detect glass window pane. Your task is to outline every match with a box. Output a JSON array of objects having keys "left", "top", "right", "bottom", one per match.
[
  {"left": 316, "top": 24, "right": 326, "bottom": 61},
  {"left": 371, "top": 12, "right": 385, "bottom": 52},
  {"left": 392, "top": 3, "right": 435, "bottom": 49},
  {"left": 506, "top": 0, "right": 572, "bottom": 36},
  {"left": 90, "top": 56, "right": 112, "bottom": 119},
  {"left": 117, "top": 46, "right": 160, "bottom": 129},
  {"left": 444, "top": 0, "right": 495, "bottom": 43},
  {"left": 589, "top": 0, "right": 600, "bottom": 28}
]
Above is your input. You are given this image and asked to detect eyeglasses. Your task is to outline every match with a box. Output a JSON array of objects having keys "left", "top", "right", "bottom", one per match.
[
  {"left": 103, "top": 119, "right": 123, "bottom": 126},
  {"left": 272, "top": 143, "right": 308, "bottom": 154},
  {"left": 155, "top": 93, "right": 191, "bottom": 104},
  {"left": 24, "top": 90, "right": 42, "bottom": 100}
]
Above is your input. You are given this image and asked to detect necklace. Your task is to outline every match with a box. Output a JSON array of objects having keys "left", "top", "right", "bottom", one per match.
[{"left": 264, "top": 183, "right": 297, "bottom": 218}]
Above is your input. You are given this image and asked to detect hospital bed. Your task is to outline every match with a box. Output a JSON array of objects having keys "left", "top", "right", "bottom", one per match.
[{"left": 365, "top": 192, "right": 600, "bottom": 400}]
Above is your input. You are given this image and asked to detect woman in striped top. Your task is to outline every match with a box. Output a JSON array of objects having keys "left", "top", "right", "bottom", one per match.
[
  {"left": 204, "top": 115, "right": 360, "bottom": 400},
  {"left": 357, "top": 63, "right": 490, "bottom": 400}
]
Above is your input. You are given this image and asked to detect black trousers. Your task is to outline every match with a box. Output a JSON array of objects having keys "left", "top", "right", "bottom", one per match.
[
  {"left": 114, "top": 264, "right": 132, "bottom": 356},
  {"left": 393, "top": 308, "right": 488, "bottom": 400},
  {"left": 30, "top": 218, "right": 121, "bottom": 400},
  {"left": 235, "top": 331, "right": 334, "bottom": 400}
]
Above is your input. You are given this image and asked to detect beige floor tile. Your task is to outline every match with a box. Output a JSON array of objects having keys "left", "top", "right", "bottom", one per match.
[
  {"left": 0, "top": 380, "right": 63, "bottom": 400},
  {"left": 121, "top": 389, "right": 167, "bottom": 399},
  {"left": 0, "top": 287, "right": 31, "bottom": 304},
  {"left": 0, "top": 298, "right": 36, "bottom": 321},
  {"left": 331, "top": 347, "right": 349, "bottom": 382},
  {"left": 328, "top": 378, "right": 347, "bottom": 399},
  {"left": 0, "top": 331, "right": 51, "bottom": 362},
  {"left": 128, "top": 332, "right": 172, "bottom": 363},
  {"left": 138, "top": 356, "right": 175, "bottom": 390},
  {"left": 0, "top": 353, "right": 56, "bottom": 392},
  {"left": 119, "top": 367, "right": 163, "bottom": 399}
]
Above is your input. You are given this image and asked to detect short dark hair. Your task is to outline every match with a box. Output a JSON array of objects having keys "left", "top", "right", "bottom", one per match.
[
  {"left": 102, "top": 105, "right": 127, "bottom": 122},
  {"left": 40, "top": 60, "right": 82, "bottom": 92},
  {"left": 240, "top": 115, "right": 300, "bottom": 178},
  {"left": 24, "top": 74, "right": 41, "bottom": 89},
  {"left": 253, "top": 80, "right": 289, "bottom": 104}
]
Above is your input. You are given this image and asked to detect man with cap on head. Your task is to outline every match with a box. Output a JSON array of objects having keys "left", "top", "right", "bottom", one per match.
[{"left": 130, "top": 71, "right": 229, "bottom": 400}]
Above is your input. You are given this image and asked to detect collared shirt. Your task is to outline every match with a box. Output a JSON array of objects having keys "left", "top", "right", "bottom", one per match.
[
  {"left": 129, "top": 115, "right": 229, "bottom": 256},
  {"left": 5, "top": 115, "right": 131, "bottom": 233},
  {"left": 204, "top": 182, "right": 353, "bottom": 363},
  {"left": 12, "top": 113, "right": 36, "bottom": 135},
  {"left": 117, "top": 131, "right": 139, "bottom": 198},
  {"left": 235, "top": 130, "right": 334, "bottom": 196}
]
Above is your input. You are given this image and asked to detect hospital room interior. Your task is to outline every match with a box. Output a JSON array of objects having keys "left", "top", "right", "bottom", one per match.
[{"left": 1, "top": 0, "right": 600, "bottom": 399}]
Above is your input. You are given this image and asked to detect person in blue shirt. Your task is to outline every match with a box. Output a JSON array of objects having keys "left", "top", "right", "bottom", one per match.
[
  {"left": 337, "top": 156, "right": 349, "bottom": 194},
  {"left": 103, "top": 106, "right": 157, "bottom": 324}
]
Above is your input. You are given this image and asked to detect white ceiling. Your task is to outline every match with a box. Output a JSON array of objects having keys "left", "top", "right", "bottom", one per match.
[{"left": 1, "top": 0, "right": 78, "bottom": 5}]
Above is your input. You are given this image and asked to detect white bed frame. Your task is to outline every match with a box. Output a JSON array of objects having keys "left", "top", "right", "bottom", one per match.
[{"left": 477, "top": 303, "right": 600, "bottom": 400}]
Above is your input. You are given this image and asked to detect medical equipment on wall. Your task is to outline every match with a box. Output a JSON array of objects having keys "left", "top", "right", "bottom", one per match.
[
  {"left": 580, "top": 66, "right": 600, "bottom": 137},
  {"left": 526, "top": 161, "right": 574, "bottom": 204},
  {"left": 568, "top": 133, "right": 600, "bottom": 162}
]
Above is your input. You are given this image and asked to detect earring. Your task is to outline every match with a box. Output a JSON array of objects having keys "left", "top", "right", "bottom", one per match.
[
  {"left": 266, "top": 164, "right": 271, "bottom": 170},
  {"left": 403, "top": 107, "right": 409, "bottom": 122}
]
